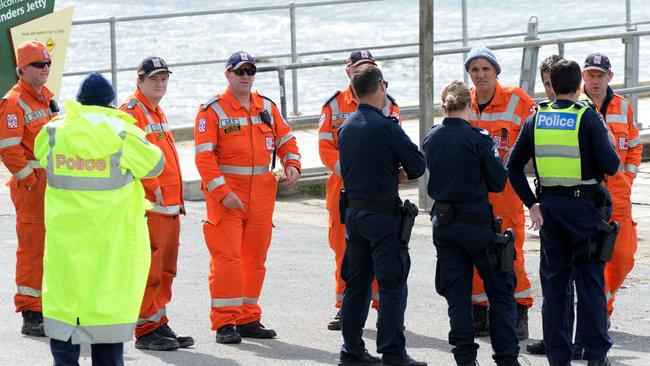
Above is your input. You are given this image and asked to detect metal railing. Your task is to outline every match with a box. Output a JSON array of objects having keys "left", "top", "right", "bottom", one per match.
[
  {"left": 66, "top": 0, "right": 383, "bottom": 115},
  {"left": 63, "top": 0, "right": 650, "bottom": 122}
]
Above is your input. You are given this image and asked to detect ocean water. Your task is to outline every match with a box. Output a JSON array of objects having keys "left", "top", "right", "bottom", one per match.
[{"left": 54, "top": 0, "right": 650, "bottom": 124}]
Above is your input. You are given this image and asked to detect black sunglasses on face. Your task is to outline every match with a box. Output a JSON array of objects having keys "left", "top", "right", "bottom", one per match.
[
  {"left": 30, "top": 61, "right": 52, "bottom": 69},
  {"left": 232, "top": 68, "right": 256, "bottom": 76},
  {"left": 379, "top": 79, "right": 388, "bottom": 88}
]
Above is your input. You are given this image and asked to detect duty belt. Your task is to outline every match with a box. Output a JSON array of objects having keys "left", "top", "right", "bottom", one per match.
[
  {"left": 539, "top": 186, "right": 598, "bottom": 200},
  {"left": 432, "top": 202, "right": 493, "bottom": 229},
  {"left": 348, "top": 199, "right": 401, "bottom": 216}
]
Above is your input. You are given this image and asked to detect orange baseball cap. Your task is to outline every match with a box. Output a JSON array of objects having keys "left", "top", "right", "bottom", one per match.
[{"left": 16, "top": 40, "right": 51, "bottom": 69}]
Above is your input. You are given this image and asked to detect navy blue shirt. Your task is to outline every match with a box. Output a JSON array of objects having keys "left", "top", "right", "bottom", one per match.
[
  {"left": 338, "top": 104, "right": 425, "bottom": 204},
  {"left": 423, "top": 117, "right": 507, "bottom": 203},
  {"left": 507, "top": 99, "right": 620, "bottom": 208}
]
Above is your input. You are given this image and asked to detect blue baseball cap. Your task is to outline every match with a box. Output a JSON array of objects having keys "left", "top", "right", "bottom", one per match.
[{"left": 225, "top": 51, "right": 256, "bottom": 71}]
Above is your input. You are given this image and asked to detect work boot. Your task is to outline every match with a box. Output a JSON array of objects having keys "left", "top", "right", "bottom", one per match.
[
  {"left": 157, "top": 323, "right": 194, "bottom": 348},
  {"left": 135, "top": 330, "right": 180, "bottom": 351},
  {"left": 587, "top": 356, "right": 611, "bottom": 366},
  {"left": 382, "top": 355, "right": 427, "bottom": 366},
  {"left": 457, "top": 360, "right": 477, "bottom": 366},
  {"left": 21, "top": 311, "right": 45, "bottom": 337},
  {"left": 216, "top": 324, "right": 241, "bottom": 344},
  {"left": 515, "top": 304, "right": 529, "bottom": 340},
  {"left": 328, "top": 310, "right": 341, "bottom": 331},
  {"left": 338, "top": 349, "right": 381, "bottom": 365},
  {"left": 472, "top": 305, "right": 489, "bottom": 337},
  {"left": 236, "top": 321, "right": 277, "bottom": 339},
  {"left": 496, "top": 359, "right": 522, "bottom": 366},
  {"left": 526, "top": 339, "right": 545, "bottom": 354},
  {"left": 526, "top": 339, "right": 583, "bottom": 360}
]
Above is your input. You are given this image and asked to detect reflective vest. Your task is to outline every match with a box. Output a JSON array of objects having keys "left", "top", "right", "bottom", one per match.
[
  {"left": 534, "top": 102, "right": 597, "bottom": 187},
  {"left": 34, "top": 100, "right": 164, "bottom": 344}
]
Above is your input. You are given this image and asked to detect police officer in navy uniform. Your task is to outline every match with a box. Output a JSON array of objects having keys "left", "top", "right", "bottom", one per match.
[
  {"left": 423, "top": 80, "right": 521, "bottom": 366},
  {"left": 507, "top": 60, "right": 619, "bottom": 366},
  {"left": 337, "top": 64, "right": 426, "bottom": 366}
]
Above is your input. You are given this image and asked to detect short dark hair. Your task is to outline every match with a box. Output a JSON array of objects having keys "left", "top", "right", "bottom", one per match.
[
  {"left": 540, "top": 54, "right": 563, "bottom": 79},
  {"left": 351, "top": 64, "right": 383, "bottom": 99},
  {"left": 550, "top": 60, "right": 581, "bottom": 95}
]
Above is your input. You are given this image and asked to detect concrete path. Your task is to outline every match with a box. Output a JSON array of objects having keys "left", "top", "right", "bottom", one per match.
[{"left": 1, "top": 161, "right": 650, "bottom": 365}]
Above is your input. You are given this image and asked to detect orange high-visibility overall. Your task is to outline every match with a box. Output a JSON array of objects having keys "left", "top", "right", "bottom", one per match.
[
  {"left": 469, "top": 81, "right": 535, "bottom": 308},
  {"left": 592, "top": 93, "right": 641, "bottom": 316},
  {"left": 0, "top": 79, "right": 57, "bottom": 312},
  {"left": 121, "top": 90, "right": 185, "bottom": 337},
  {"left": 195, "top": 89, "right": 301, "bottom": 330},
  {"left": 318, "top": 86, "right": 400, "bottom": 309}
]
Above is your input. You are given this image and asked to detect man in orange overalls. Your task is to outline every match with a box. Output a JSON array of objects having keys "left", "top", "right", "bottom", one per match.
[
  {"left": 582, "top": 52, "right": 641, "bottom": 325},
  {"left": 194, "top": 51, "right": 301, "bottom": 344},
  {"left": 465, "top": 45, "right": 535, "bottom": 340},
  {"left": 318, "top": 50, "right": 401, "bottom": 330},
  {"left": 120, "top": 56, "right": 194, "bottom": 351},
  {"left": 0, "top": 40, "right": 58, "bottom": 337}
]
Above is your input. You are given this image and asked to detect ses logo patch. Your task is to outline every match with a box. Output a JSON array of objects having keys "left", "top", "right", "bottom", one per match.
[{"left": 536, "top": 112, "right": 578, "bottom": 130}]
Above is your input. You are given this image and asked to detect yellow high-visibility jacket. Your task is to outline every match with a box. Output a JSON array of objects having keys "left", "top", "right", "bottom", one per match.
[{"left": 34, "top": 100, "right": 164, "bottom": 344}]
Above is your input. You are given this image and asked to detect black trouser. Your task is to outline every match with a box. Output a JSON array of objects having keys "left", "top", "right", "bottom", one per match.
[
  {"left": 539, "top": 194, "right": 612, "bottom": 365},
  {"left": 340, "top": 208, "right": 410, "bottom": 364},
  {"left": 432, "top": 203, "right": 519, "bottom": 365},
  {"left": 51, "top": 338, "right": 123, "bottom": 366}
]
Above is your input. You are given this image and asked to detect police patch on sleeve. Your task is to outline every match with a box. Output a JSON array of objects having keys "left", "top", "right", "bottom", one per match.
[
  {"left": 198, "top": 118, "right": 207, "bottom": 133},
  {"left": 6, "top": 114, "right": 18, "bottom": 129}
]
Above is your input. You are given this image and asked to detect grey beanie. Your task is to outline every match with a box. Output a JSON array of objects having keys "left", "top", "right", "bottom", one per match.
[{"left": 464, "top": 45, "right": 501, "bottom": 75}]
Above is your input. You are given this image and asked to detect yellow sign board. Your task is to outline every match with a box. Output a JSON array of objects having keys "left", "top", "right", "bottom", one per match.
[{"left": 10, "top": 6, "right": 74, "bottom": 99}]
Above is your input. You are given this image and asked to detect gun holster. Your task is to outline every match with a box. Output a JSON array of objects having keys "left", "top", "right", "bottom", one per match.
[
  {"left": 588, "top": 220, "right": 619, "bottom": 262},
  {"left": 399, "top": 200, "right": 419, "bottom": 245},
  {"left": 432, "top": 202, "right": 454, "bottom": 225},
  {"left": 487, "top": 227, "right": 516, "bottom": 273},
  {"left": 339, "top": 189, "right": 348, "bottom": 224}
]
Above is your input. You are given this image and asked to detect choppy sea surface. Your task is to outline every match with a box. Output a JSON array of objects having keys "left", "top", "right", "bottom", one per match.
[{"left": 54, "top": 0, "right": 650, "bottom": 124}]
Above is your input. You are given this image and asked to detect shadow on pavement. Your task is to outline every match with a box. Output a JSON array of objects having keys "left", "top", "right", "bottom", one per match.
[
  {"left": 609, "top": 330, "right": 650, "bottom": 356},
  {"left": 135, "top": 348, "right": 241, "bottom": 366},
  {"left": 363, "top": 328, "right": 450, "bottom": 352},
  {"left": 237, "top": 338, "right": 340, "bottom": 364}
]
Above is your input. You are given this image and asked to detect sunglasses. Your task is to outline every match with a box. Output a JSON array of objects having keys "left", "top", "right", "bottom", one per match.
[
  {"left": 30, "top": 61, "right": 52, "bottom": 69},
  {"left": 231, "top": 67, "right": 257, "bottom": 76},
  {"left": 379, "top": 79, "right": 388, "bottom": 88}
]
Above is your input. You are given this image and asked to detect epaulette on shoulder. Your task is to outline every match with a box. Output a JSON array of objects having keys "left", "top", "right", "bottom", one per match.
[
  {"left": 387, "top": 93, "right": 397, "bottom": 105},
  {"left": 574, "top": 99, "right": 595, "bottom": 110},
  {"left": 124, "top": 99, "right": 139, "bottom": 110},
  {"left": 471, "top": 126, "right": 491, "bottom": 139},
  {"left": 323, "top": 91, "right": 341, "bottom": 107},
  {"left": 258, "top": 93, "right": 277, "bottom": 107},
  {"left": 538, "top": 100, "right": 551, "bottom": 108},
  {"left": 201, "top": 95, "right": 221, "bottom": 111}
]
